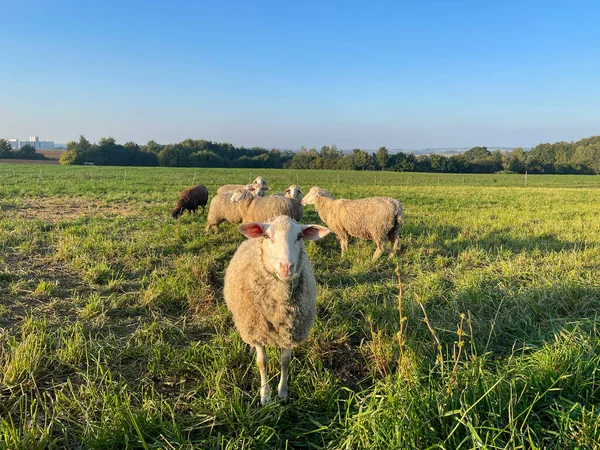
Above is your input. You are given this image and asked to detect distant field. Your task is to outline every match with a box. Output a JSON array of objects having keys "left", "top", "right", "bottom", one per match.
[
  {"left": 0, "top": 158, "right": 60, "bottom": 165},
  {"left": 1, "top": 164, "right": 600, "bottom": 448},
  {"left": 0, "top": 150, "right": 64, "bottom": 165},
  {"left": 39, "top": 149, "right": 65, "bottom": 160}
]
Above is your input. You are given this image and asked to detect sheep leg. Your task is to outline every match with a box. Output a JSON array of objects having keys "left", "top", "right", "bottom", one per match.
[
  {"left": 256, "top": 345, "right": 271, "bottom": 406},
  {"left": 391, "top": 233, "right": 400, "bottom": 256},
  {"left": 339, "top": 236, "right": 349, "bottom": 255},
  {"left": 205, "top": 223, "right": 218, "bottom": 235},
  {"left": 372, "top": 239, "right": 384, "bottom": 261},
  {"left": 277, "top": 348, "right": 292, "bottom": 401}
]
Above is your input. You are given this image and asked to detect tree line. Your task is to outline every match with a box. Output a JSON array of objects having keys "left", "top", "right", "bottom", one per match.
[
  {"left": 0, "top": 140, "right": 47, "bottom": 160},
  {"left": 56, "top": 135, "right": 600, "bottom": 174}
]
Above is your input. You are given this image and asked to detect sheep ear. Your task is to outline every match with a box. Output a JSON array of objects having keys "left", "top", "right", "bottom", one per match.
[
  {"left": 283, "top": 189, "right": 290, "bottom": 195},
  {"left": 239, "top": 222, "right": 269, "bottom": 238},
  {"left": 301, "top": 225, "right": 330, "bottom": 241},
  {"left": 298, "top": 188, "right": 304, "bottom": 195}
]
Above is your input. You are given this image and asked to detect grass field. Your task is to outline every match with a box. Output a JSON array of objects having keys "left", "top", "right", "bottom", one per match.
[{"left": 1, "top": 165, "right": 600, "bottom": 449}]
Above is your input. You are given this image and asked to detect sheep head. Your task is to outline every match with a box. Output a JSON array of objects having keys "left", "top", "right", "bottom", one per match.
[
  {"left": 253, "top": 176, "right": 267, "bottom": 187},
  {"left": 301, "top": 187, "right": 333, "bottom": 205},
  {"left": 284, "top": 185, "right": 304, "bottom": 200},
  {"left": 238, "top": 215, "right": 329, "bottom": 281}
]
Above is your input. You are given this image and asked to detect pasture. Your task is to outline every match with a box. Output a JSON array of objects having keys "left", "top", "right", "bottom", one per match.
[{"left": 1, "top": 165, "right": 600, "bottom": 449}]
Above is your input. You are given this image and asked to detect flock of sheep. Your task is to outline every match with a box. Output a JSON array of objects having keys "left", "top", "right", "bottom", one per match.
[{"left": 171, "top": 176, "right": 404, "bottom": 405}]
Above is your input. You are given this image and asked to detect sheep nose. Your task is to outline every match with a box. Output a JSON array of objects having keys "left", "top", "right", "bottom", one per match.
[{"left": 279, "top": 262, "right": 295, "bottom": 277}]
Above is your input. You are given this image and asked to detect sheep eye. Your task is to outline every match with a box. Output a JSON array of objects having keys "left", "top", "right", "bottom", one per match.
[{"left": 296, "top": 233, "right": 303, "bottom": 241}]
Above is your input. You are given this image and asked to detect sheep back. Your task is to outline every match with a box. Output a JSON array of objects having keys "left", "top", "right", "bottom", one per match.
[
  {"left": 242, "top": 196, "right": 295, "bottom": 223},
  {"left": 217, "top": 184, "right": 248, "bottom": 195},
  {"left": 319, "top": 197, "right": 400, "bottom": 240},
  {"left": 206, "top": 193, "right": 244, "bottom": 227},
  {"left": 224, "top": 238, "right": 317, "bottom": 348}
]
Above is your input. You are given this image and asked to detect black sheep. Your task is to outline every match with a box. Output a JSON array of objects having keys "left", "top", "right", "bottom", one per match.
[{"left": 172, "top": 185, "right": 209, "bottom": 218}]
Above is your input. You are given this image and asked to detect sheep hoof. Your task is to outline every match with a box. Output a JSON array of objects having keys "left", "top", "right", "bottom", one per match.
[
  {"left": 277, "top": 387, "right": 288, "bottom": 401},
  {"left": 260, "top": 385, "right": 271, "bottom": 406}
]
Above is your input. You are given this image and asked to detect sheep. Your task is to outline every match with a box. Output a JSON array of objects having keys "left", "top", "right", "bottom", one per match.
[
  {"left": 205, "top": 187, "right": 293, "bottom": 234},
  {"left": 230, "top": 188, "right": 296, "bottom": 223},
  {"left": 302, "top": 186, "right": 404, "bottom": 260},
  {"left": 205, "top": 192, "right": 244, "bottom": 234},
  {"left": 283, "top": 185, "right": 304, "bottom": 222},
  {"left": 171, "top": 185, "right": 209, "bottom": 218},
  {"left": 217, "top": 176, "right": 268, "bottom": 196},
  {"left": 223, "top": 215, "right": 330, "bottom": 405}
]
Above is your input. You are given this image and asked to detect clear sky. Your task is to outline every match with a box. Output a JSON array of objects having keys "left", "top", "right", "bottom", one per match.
[{"left": 1, "top": 0, "right": 599, "bottom": 149}]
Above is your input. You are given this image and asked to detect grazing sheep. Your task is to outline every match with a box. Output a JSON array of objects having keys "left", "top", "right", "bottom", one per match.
[
  {"left": 205, "top": 192, "right": 244, "bottom": 234},
  {"left": 302, "top": 186, "right": 404, "bottom": 260},
  {"left": 224, "top": 215, "right": 330, "bottom": 405},
  {"left": 283, "top": 185, "right": 304, "bottom": 222},
  {"left": 230, "top": 188, "right": 295, "bottom": 223},
  {"left": 171, "top": 185, "right": 209, "bottom": 218},
  {"left": 217, "top": 176, "right": 268, "bottom": 195}
]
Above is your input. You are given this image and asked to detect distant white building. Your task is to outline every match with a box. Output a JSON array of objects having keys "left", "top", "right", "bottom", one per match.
[
  {"left": 7, "top": 136, "right": 54, "bottom": 150},
  {"left": 29, "top": 136, "right": 40, "bottom": 150}
]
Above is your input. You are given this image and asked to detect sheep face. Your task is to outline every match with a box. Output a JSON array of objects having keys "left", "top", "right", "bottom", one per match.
[
  {"left": 239, "top": 216, "right": 329, "bottom": 281},
  {"left": 254, "top": 185, "right": 270, "bottom": 197},
  {"left": 253, "top": 176, "right": 267, "bottom": 187},
  {"left": 284, "top": 185, "right": 304, "bottom": 200},
  {"left": 301, "top": 186, "right": 332, "bottom": 205},
  {"left": 171, "top": 207, "right": 184, "bottom": 218}
]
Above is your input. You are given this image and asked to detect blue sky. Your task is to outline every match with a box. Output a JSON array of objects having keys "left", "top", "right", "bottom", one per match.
[{"left": 1, "top": 0, "right": 599, "bottom": 149}]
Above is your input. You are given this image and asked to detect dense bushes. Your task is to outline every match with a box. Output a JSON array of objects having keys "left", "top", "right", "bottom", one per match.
[{"left": 57, "top": 135, "right": 600, "bottom": 174}]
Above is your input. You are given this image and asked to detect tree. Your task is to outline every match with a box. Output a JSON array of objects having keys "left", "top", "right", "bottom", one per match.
[
  {"left": 347, "top": 149, "right": 374, "bottom": 170},
  {"left": 390, "top": 152, "right": 417, "bottom": 172},
  {"left": 189, "top": 150, "right": 224, "bottom": 167},
  {"left": 375, "top": 146, "right": 389, "bottom": 170},
  {"left": 429, "top": 154, "right": 452, "bottom": 172},
  {"left": 463, "top": 146, "right": 490, "bottom": 161},
  {"left": 0, "top": 139, "right": 13, "bottom": 158},
  {"left": 144, "top": 140, "right": 163, "bottom": 154},
  {"left": 416, "top": 155, "right": 432, "bottom": 172},
  {"left": 60, "top": 135, "right": 97, "bottom": 165},
  {"left": 502, "top": 147, "right": 526, "bottom": 173},
  {"left": 18, "top": 144, "right": 37, "bottom": 158},
  {"left": 447, "top": 154, "right": 469, "bottom": 172},
  {"left": 158, "top": 145, "right": 187, "bottom": 167},
  {"left": 289, "top": 147, "right": 319, "bottom": 169},
  {"left": 319, "top": 145, "right": 344, "bottom": 169}
]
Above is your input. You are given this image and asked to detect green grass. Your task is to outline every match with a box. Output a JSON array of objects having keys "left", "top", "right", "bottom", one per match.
[{"left": 1, "top": 164, "right": 600, "bottom": 448}]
